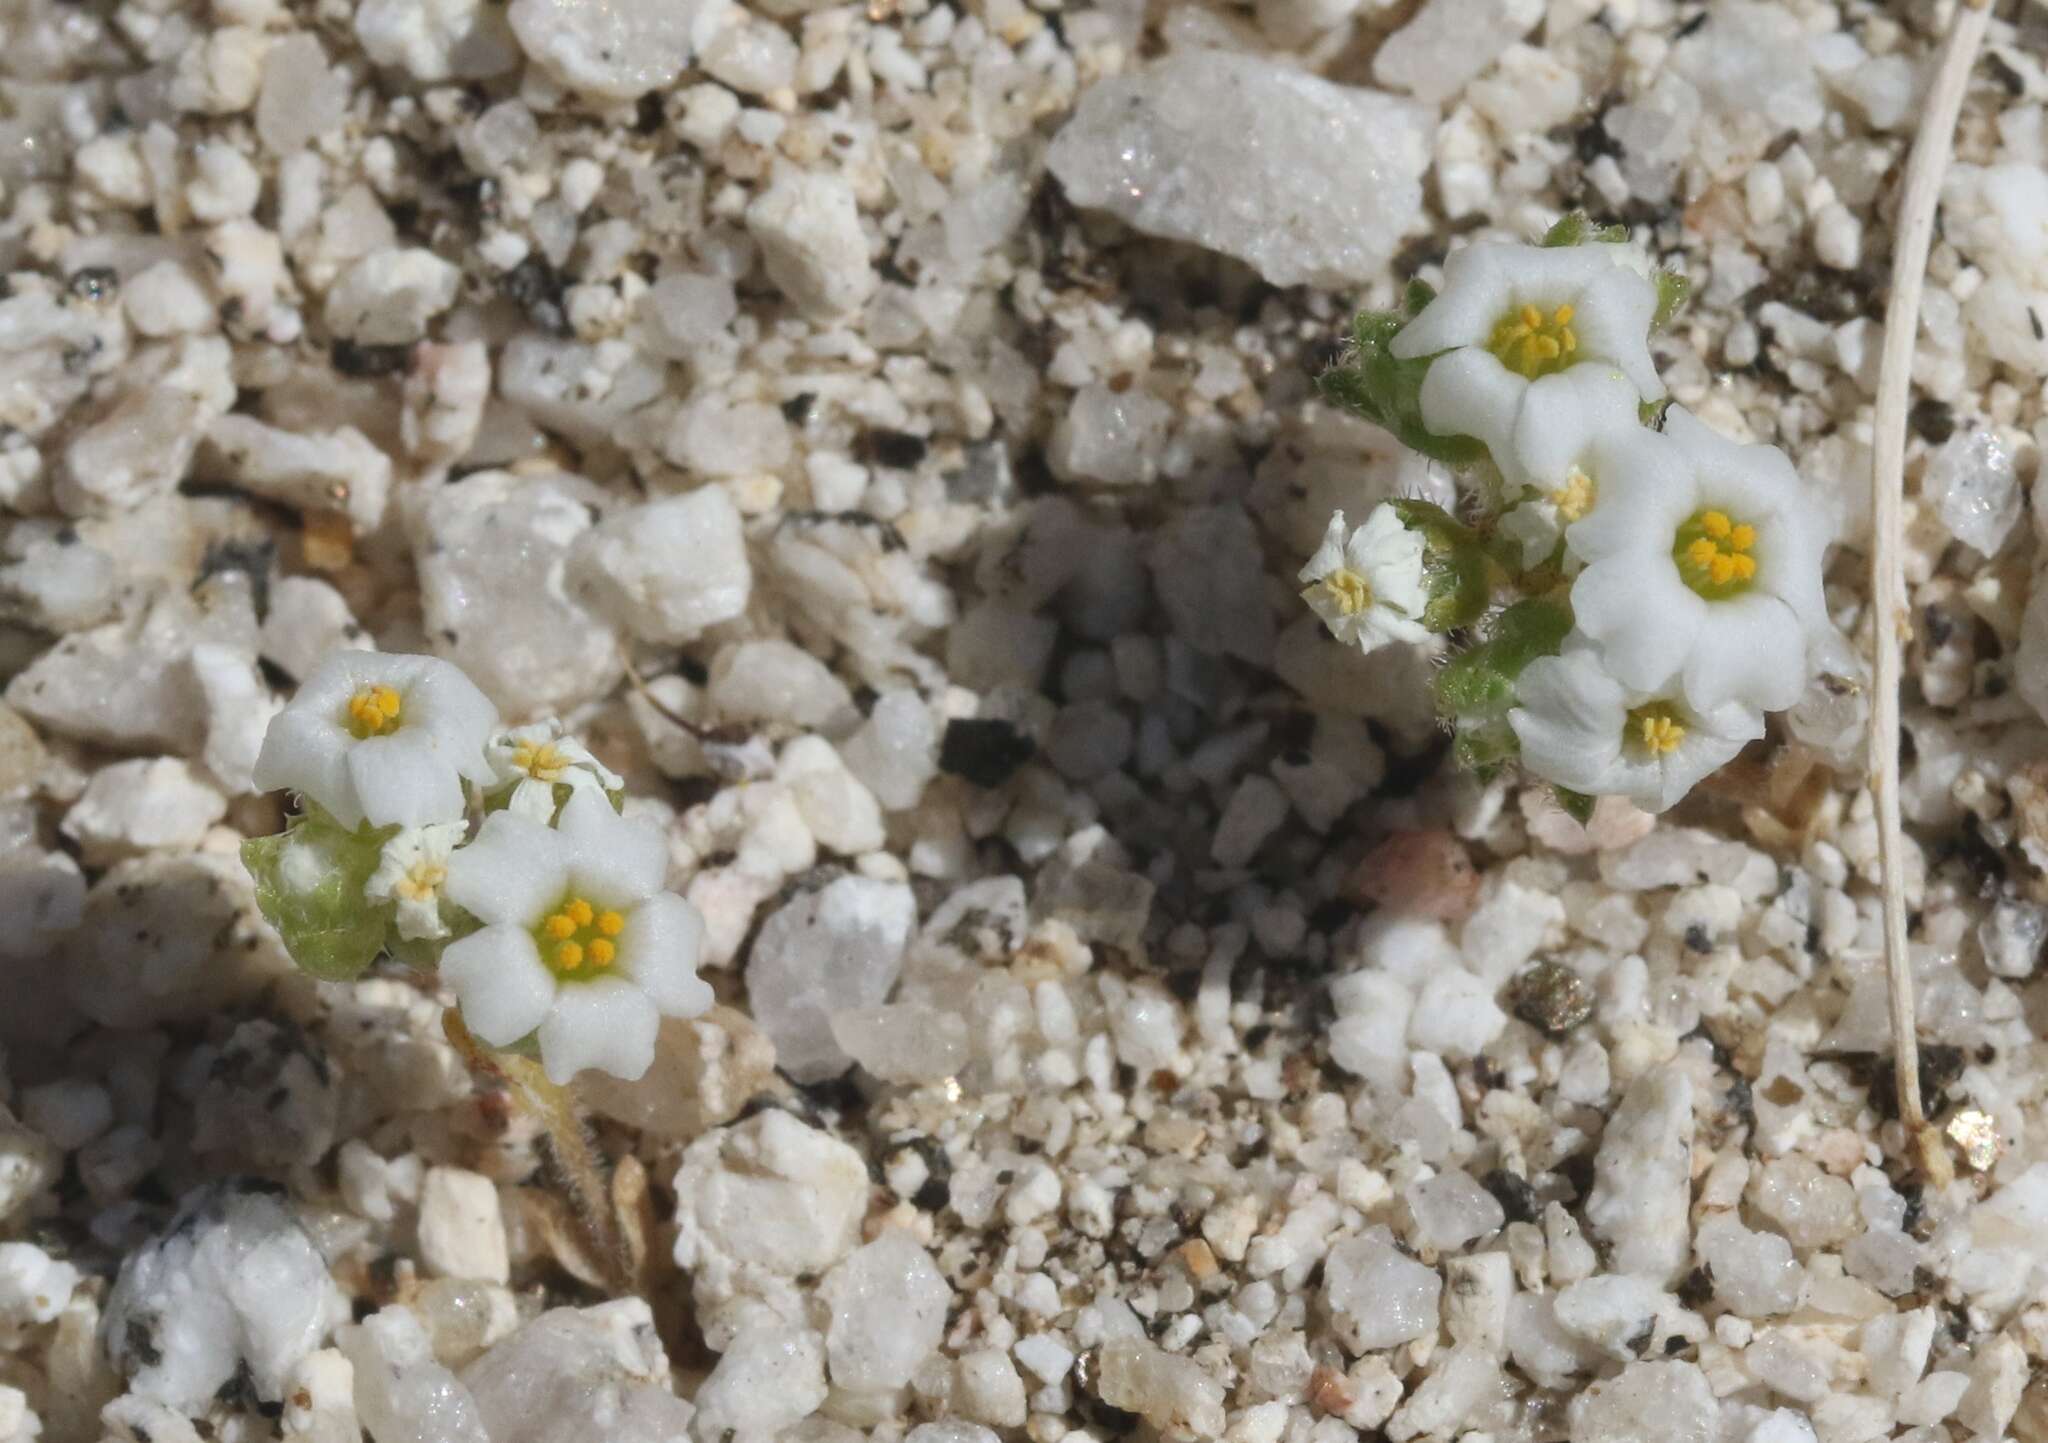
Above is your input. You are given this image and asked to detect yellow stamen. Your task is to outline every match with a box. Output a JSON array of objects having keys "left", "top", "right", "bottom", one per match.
[
  {"left": 567, "top": 898, "right": 593, "bottom": 926},
  {"left": 1636, "top": 712, "right": 1686, "bottom": 756},
  {"left": 1314, "top": 567, "right": 1373, "bottom": 617},
  {"left": 545, "top": 913, "right": 576, "bottom": 940},
  {"left": 395, "top": 861, "right": 445, "bottom": 903},
  {"left": 1488, "top": 299, "right": 1581, "bottom": 380},
  {"left": 557, "top": 941, "right": 583, "bottom": 970},
  {"left": 346, "top": 685, "right": 404, "bottom": 738},
  {"left": 1674, "top": 507, "right": 1761, "bottom": 599},
  {"left": 513, "top": 740, "right": 569, "bottom": 783},
  {"left": 587, "top": 938, "right": 615, "bottom": 966},
  {"left": 1550, "top": 468, "right": 1596, "bottom": 523},
  {"left": 537, "top": 894, "right": 625, "bottom": 979},
  {"left": 597, "top": 910, "right": 624, "bottom": 936}
]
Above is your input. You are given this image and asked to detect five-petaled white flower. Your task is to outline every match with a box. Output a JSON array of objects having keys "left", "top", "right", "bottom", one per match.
[
  {"left": 438, "top": 788, "right": 711, "bottom": 1083},
  {"left": 1566, "top": 406, "right": 1831, "bottom": 714},
  {"left": 1493, "top": 365, "right": 1649, "bottom": 568},
  {"left": 253, "top": 651, "right": 498, "bottom": 831},
  {"left": 1510, "top": 645, "right": 1763, "bottom": 813},
  {"left": 1299, "top": 506, "right": 1431, "bottom": 654},
  {"left": 366, "top": 822, "right": 467, "bottom": 940},
  {"left": 1391, "top": 241, "right": 1661, "bottom": 466},
  {"left": 485, "top": 721, "right": 623, "bottom": 822}
]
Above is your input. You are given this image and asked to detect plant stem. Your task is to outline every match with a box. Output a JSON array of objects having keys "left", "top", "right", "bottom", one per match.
[
  {"left": 442, "top": 1012, "right": 632, "bottom": 1292},
  {"left": 1870, "top": 0, "right": 1990, "bottom": 1186}
]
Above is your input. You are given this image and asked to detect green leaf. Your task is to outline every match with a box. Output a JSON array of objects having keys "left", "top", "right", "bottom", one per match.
[
  {"left": 1554, "top": 787, "right": 1596, "bottom": 824},
  {"left": 1317, "top": 311, "right": 1490, "bottom": 468},
  {"left": 1382, "top": 499, "right": 1490, "bottom": 631},
  {"left": 241, "top": 812, "right": 393, "bottom": 982},
  {"left": 1653, "top": 268, "right": 1691, "bottom": 329},
  {"left": 1541, "top": 213, "right": 1629, "bottom": 248},
  {"left": 1433, "top": 598, "right": 1573, "bottom": 717},
  {"left": 1453, "top": 715, "right": 1520, "bottom": 772}
]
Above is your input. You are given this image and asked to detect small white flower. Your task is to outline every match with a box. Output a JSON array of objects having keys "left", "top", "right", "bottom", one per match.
[
  {"left": 1390, "top": 241, "right": 1661, "bottom": 464},
  {"left": 1492, "top": 364, "right": 1656, "bottom": 571},
  {"left": 365, "top": 822, "right": 467, "bottom": 940},
  {"left": 1299, "top": 506, "right": 1431, "bottom": 654},
  {"left": 253, "top": 650, "right": 498, "bottom": 831},
  {"left": 485, "top": 721, "right": 623, "bottom": 823},
  {"left": 1567, "top": 406, "right": 1831, "bottom": 714},
  {"left": 1510, "top": 646, "right": 1763, "bottom": 813},
  {"left": 438, "top": 788, "right": 711, "bottom": 1084}
]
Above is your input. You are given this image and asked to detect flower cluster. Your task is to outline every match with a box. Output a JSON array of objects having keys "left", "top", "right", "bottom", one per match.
[
  {"left": 1310, "top": 217, "right": 1833, "bottom": 815},
  {"left": 244, "top": 649, "right": 710, "bottom": 1082}
]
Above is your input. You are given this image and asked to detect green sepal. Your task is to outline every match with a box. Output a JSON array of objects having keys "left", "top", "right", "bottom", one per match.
[
  {"left": 384, "top": 904, "right": 480, "bottom": 973},
  {"left": 1404, "top": 279, "right": 1436, "bottom": 315},
  {"left": 1317, "top": 311, "right": 1489, "bottom": 469},
  {"left": 1554, "top": 787, "right": 1596, "bottom": 824},
  {"left": 1381, "top": 499, "right": 1491, "bottom": 631},
  {"left": 1434, "top": 597, "right": 1573, "bottom": 717},
  {"left": 1541, "top": 212, "right": 1629, "bottom": 248},
  {"left": 1452, "top": 715, "right": 1520, "bottom": 773},
  {"left": 242, "top": 809, "right": 394, "bottom": 982},
  {"left": 1653, "top": 268, "right": 1691, "bottom": 329},
  {"left": 1639, "top": 396, "right": 1671, "bottom": 429}
]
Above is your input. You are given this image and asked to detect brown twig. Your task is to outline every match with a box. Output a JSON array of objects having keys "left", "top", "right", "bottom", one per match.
[{"left": 1870, "top": 0, "right": 1991, "bottom": 1186}]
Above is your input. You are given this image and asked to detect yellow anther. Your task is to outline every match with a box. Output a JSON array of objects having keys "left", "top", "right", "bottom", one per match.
[
  {"left": 597, "top": 910, "right": 625, "bottom": 937},
  {"left": 346, "top": 685, "right": 404, "bottom": 738},
  {"left": 557, "top": 941, "right": 583, "bottom": 970},
  {"left": 1637, "top": 713, "right": 1686, "bottom": 756},
  {"left": 513, "top": 740, "right": 568, "bottom": 782},
  {"left": 587, "top": 938, "right": 615, "bottom": 967},
  {"left": 1489, "top": 299, "right": 1581, "bottom": 380},
  {"left": 1709, "top": 554, "right": 1737, "bottom": 585},
  {"left": 1551, "top": 468, "right": 1597, "bottom": 523},
  {"left": 1687, "top": 538, "right": 1718, "bottom": 568},
  {"left": 545, "top": 913, "right": 576, "bottom": 940},
  {"left": 1675, "top": 508, "right": 1762, "bottom": 598},
  {"left": 395, "top": 862, "right": 445, "bottom": 903},
  {"left": 1315, "top": 568, "right": 1373, "bottom": 617},
  {"left": 1700, "top": 511, "right": 1732, "bottom": 539},
  {"left": 567, "top": 898, "right": 594, "bottom": 926},
  {"left": 1729, "top": 523, "right": 1756, "bottom": 551},
  {"left": 538, "top": 894, "right": 626, "bottom": 978},
  {"left": 1729, "top": 553, "right": 1756, "bottom": 581}
]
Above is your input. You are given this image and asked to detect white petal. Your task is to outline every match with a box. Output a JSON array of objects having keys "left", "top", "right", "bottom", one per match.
[
  {"left": 1507, "top": 366, "right": 1642, "bottom": 491},
  {"left": 1417, "top": 348, "right": 1526, "bottom": 458},
  {"left": 1680, "top": 594, "right": 1808, "bottom": 712},
  {"left": 394, "top": 893, "right": 450, "bottom": 941},
  {"left": 444, "top": 810, "right": 570, "bottom": 927},
  {"left": 1565, "top": 266, "right": 1663, "bottom": 399},
  {"left": 1566, "top": 424, "right": 1700, "bottom": 564},
  {"left": 505, "top": 778, "right": 561, "bottom": 822},
  {"left": 347, "top": 728, "right": 469, "bottom": 829},
  {"left": 1666, "top": 409, "right": 1833, "bottom": 630},
  {"left": 440, "top": 926, "right": 557, "bottom": 1046},
  {"left": 1648, "top": 717, "right": 1757, "bottom": 812},
  {"left": 288, "top": 649, "right": 387, "bottom": 717},
  {"left": 1299, "top": 511, "right": 1349, "bottom": 584},
  {"left": 616, "top": 892, "right": 713, "bottom": 1017},
  {"left": 1571, "top": 556, "right": 1705, "bottom": 694},
  {"left": 558, "top": 787, "right": 667, "bottom": 907},
  {"left": 1388, "top": 243, "right": 1519, "bottom": 357},
  {"left": 537, "top": 978, "right": 660, "bottom": 1084},
  {"left": 1509, "top": 652, "right": 1629, "bottom": 794},
  {"left": 253, "top": 709, "right": 361, "bottom": 829},
  {"left": 405, "top": 661, "right": 500, "bottom": 783}
]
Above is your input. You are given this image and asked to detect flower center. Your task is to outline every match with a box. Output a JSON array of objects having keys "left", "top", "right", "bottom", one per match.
[
  {"left": 345, "top": 685, "right": 403, "bottom": 739},
  {"left": 536, "top": 894, "right": 625, "bottom": 978},
  {"left": 513, "top": 739, "right": 569, "bottom": 783},
  {"left": 1628, "top": 703, "right": 1687, "bottom": 758},
  {"left": 1550, "top": 466, "right": 1596, "bottom": 523},
  {"left": 394, "top": 860, "right": 446, "bottom": 903},
  {"left": 1672, "top": 509, "right": 1758, "bottom": 599},
  {"left": 1488, "top": 302, "right": 1578, "bottom": 380},
  {"left": 1317, "top": 567, "right": 1374, "bottom": 616}
]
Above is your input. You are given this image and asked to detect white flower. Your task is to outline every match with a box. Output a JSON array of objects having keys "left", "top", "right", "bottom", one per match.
[
  {"left": 1299, "top": 506, "right": 1431, "bottom": 653},
  {"left": 253, "top": 651, "right": 498, "bottom": 831},
  {"left": 365, "top": 822, "right": 467, "bottom": 941},
  {"left": 1491, "top": 364, "right": 1654, "bottom": 569},
  {"left": 485, "top": 721, "right": 623, "bottom": 822},
  {"left": 1567, "top": 406, "right": 1831, "bottom": 714},
  {"left": 1510, "top": 646, "right": 1763, "bottom": 813},
  {"left": 1390, "top": 241, "right": 1661, "bottom": 464},
  {"left": 438, "top": 788, "right": 711, "bottom": 1083}
]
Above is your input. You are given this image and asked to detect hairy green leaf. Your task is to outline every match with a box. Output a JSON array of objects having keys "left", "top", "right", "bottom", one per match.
[
  {"left": 242, "top": 812, "right": 393, "bottom": 982},
  {"left": 1541, "top": 213, "right": 1629, "bottom": 248},
  {"left": 1317, "top": 311, "right": 1489, "bottom": 468},
  {"left": 1653, "top": 268, "right": 1691, "bottom": 329},
  {"left": 1554, "top": 787, "right": 1596, "bottom": 824}
]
